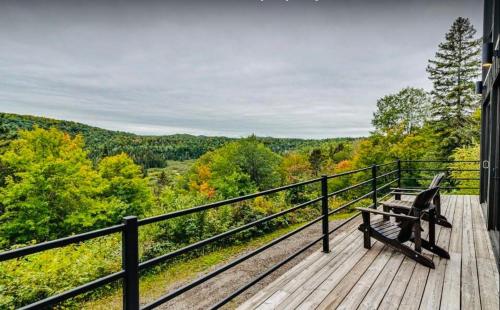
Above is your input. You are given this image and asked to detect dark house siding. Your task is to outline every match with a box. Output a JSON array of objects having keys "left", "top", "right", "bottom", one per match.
[{"left": 481, "top": 0, "right": 500, "bottom": 270}]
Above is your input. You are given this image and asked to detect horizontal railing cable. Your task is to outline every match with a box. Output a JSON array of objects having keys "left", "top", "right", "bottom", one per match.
[
  {"left": 19, "top": 271, "right": 125, "bottom": 310},
  {"left": 327, "top": 178, "right": 373, "bottom": 197},
  {"left": 328, "top": 190, "right": 374, "bottom": 216},
  {"left": 401, "top": 177, "right": 480, "bottom": 181},
  {"left": 376, "top": 169, "right": 398, "bottom": 180},
  {"left": 139, "top": 196, "right": 322, "bottom": 270},
  {"left": 328, "top": 210, "right": 364, "bottom": 235},
  {"left": 0, "top": 224, "right": 124, "bottom": 262},
  {"left": 403, "top": 160, "right": 480, "bottom": 163},
  {"left": 402, "top": 169, "right": 480, "bottom": 172},
  {"left": 209, "top": 235, "right": 325, "bottom": 309},
  {"left": 141, "top": 215, "right": 324, "bottom": 309},
  {"left": 326, "top": 166, "right": 372, "bottom": 179},
  {"left": 138, "top": 177, "right": 322, "bottom": 226},
  {"left": 376, "top": 179, "right": 399, "bottom": 192},
  {"left": 375, "top": 160, "right": 399, "bottom": 168}
]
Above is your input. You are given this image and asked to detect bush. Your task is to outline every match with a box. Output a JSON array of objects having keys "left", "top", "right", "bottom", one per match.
[
  {"left": 0, "top": 235, "right": 121, "bottom": 309},
  {"left": 449, "top": 144, "right": 480, "bottom": 195}
]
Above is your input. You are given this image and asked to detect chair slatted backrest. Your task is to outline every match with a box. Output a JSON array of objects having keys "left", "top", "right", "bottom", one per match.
[
  {"left": 397, "top": 187, "right": 440, "bottom": 242},
  {"left": 429, "top": 173, "right": 446, "bottom": 188}
]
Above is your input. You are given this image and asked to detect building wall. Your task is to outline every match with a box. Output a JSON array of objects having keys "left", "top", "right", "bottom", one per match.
[{"left": 481, "top": 0, "right": 500, "bottom": 269}]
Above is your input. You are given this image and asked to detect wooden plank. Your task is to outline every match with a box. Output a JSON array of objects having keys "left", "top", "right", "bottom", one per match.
[
  {"left": 396, "top": 250, "right": 428, "bottom": 308},
  {"left": 440, "top": 195, "right": 464, "bottom": 310},
  {"left": 398, "top": 195, "right": 455, "bottom": 310},
  {"left": 239, "top": 195, "right": 498, "bottom": 310},
  {"left": 276, "top": 237, "right": 365, "bottom": 309},
  {"left": 378, "top": 195, "right": 451, "bottom": 310},
  {"left": 471, "top": 195, "right": 500, "bottom": 310},
  {"left": 377, "top": 257, "right": 417, "bottom": 310},
  {"left": 294, "top": 242, "right": 375, "bottom": 309},
  {"left": 237, "top": 250, "right": 324, "bottom": 310},
  {"left": 418, "top": 194, "right": 455, "bottom": 310},
  {"left": 334, "top": 247, "right": 394, "bottom": 309},
  {"left": 357, "top": 251, "right": 405, "bottom": 310},
  {"left": 461, "top": 195, "right": 481, "bottom": 310},
  {"left": 237, "top": 216, "right": 361, "bottom": 310},
  {"left": 254, "top": 225, "right": 362, "bottom": 310},
  {"left": 315, "top": 242, "right": 386, "bottom": 310}
]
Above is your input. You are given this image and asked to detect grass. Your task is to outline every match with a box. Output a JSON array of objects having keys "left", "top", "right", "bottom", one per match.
[
  {"left": 82, "top": 211, "right": 357, "bottom": 309},
  {"left": 148, "top": 160, "right": 195, "bottom": 179}
]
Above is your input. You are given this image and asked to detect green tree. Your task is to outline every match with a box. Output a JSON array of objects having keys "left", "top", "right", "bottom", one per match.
[
  {"left": 234, "top": 136, "right": 282, "bottom": 189},
  {"left": 186, "top": 137, "right": 282, "bottom": 199},
  {"left": 96, "top": 153, "right": 152, "bottom": 224},
  {"left": 449, "top": 144, "right": 480, "bottom": 194},
  {"left": 426, "top": 17, "right": 481, "bottom": 157},
  {"left": 372, "top": 87, "right": 431, "bottom": 134},
  {"left": 0, "top": 128, "right": 152, "bottom": 248},
  {"left": 308, "top": 148, "right": 323, "bottom": 176}
]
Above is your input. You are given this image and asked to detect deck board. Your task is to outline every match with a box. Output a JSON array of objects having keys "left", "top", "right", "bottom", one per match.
[
  {"left": 418, "top": 195, "right": 455, "bottom": 310},
  {"left": 238, "top": 195, "right": 499, "bottom": 310}
]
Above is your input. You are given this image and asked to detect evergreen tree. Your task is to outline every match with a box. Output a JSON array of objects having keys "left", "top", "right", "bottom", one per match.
[{"left": 426, "top": 17, "right": 481, "bottom": 157}]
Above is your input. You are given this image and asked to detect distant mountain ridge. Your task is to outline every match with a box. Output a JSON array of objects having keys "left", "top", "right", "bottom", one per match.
[{"left": 0, "top": 113, "right": 355, "bottom": 168}]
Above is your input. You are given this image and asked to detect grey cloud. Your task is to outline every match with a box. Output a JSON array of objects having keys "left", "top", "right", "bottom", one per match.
[{"left": 0, "top": 0, "right": 482, "bottom": 138}]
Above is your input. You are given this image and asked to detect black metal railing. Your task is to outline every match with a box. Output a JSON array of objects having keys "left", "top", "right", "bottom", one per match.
[
  {"left": 400, "top": 160, "right": 481, "bottom": 192},
  {"left": 0, "top": 159, "right": 475, "bottom": 309}
]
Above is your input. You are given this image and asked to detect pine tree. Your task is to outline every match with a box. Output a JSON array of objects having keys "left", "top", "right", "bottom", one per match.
[{"left": 426, "top": 17, "right": 481, "bottom": 157}]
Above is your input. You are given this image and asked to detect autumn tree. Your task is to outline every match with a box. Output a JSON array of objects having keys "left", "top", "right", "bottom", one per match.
[
  {"left": 282, "top": 152, "right": 312, "bottom": 183},
  {"left": 186, "top": 137, "right": 281, "bottom": 199}
]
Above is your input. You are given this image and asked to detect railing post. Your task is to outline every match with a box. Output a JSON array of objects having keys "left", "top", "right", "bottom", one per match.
[
  {"left": 371, "top": 165, "right": 377, "bottom": 209},
  {"left": 396, "top": 159, "right": 401, "bottom": 200},
  {"left": 321, "top": 175, "right": 330, "bottom": 253},
  {"left": 122, "top": 216, "right": 139, "bottom": 310}
]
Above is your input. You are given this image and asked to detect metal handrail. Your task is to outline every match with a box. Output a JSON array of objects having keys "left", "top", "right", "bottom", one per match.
[{"left": 1, "top": 158, "right": 478, "bottom": 309}]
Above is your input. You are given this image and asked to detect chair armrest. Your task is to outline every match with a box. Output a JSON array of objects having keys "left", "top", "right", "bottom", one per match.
[
  {"left": 390, "top": 187, "right": 423, "bottom": 192},
  {"left": 356, "top": 207, "right": 419, "bottom": 221},
  {"left": 389, "top": 190, "right": 420, "bottom": 196}
]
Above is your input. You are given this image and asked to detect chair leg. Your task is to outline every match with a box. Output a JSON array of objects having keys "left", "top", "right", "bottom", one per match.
[
  {"left": 413, "top": 221, "right": 422, "bottom": 253},
  {"left": 421, "top": 212, "right": 452, "bottom": 228},
  {"left": 419, "top": 239, "right": 450, "bottom": 259},
  {"left": 382, "top": 204, "right": 389, "bottom": 221},
  {"left": 363, "top": 227, "right": 371, "bottom": 249},
  {"left": 434, "top": 193, "right": 441, "bottom": 216},
  {"left": 428, "top": 209, "right": 436, "bottom": 246},
  {"left": 361, "top": 212, "right": 371, "bottom": 249},
  {"left": 383, "top": 236, "right": 435, "bottom": 268},
  {"left": 436, "top": 216, "right": 452, "bottom": 228}
]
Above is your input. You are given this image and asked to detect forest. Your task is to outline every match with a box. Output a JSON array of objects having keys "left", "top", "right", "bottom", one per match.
[
  {"left": 0, "top": 17, "right": 483, "bottom": 309},
  {"left": 0, "top": 113, "right": 353, "bottom": 168}
]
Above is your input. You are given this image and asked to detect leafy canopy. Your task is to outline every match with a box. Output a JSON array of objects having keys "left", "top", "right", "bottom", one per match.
[
  {"left": 372, "top": 87, "right": 431, "bottom": 134},
  {"left": 187, "top": 136, "right": 282, "bottom": 199},
  {"left": 0, "top": 127, "right": 152, "bottom": 248}
]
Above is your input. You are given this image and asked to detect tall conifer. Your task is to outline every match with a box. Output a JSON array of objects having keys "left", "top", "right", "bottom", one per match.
[{"left": 426, "top": 17, "right": 481, "bottom": 157}]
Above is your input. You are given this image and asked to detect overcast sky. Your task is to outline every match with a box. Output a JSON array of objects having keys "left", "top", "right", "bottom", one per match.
[{"left": 0, "top": 0, "right": 483, "bottom": 138}]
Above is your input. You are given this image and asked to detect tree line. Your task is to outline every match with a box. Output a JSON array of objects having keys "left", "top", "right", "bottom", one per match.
[{"left": 0, "top": 113, "right": 353, "bottom": 169}]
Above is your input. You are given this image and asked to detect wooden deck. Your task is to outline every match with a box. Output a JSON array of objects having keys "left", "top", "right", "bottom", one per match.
[{"left": 238, "top": 195, "right": 499, "bottom": 310}]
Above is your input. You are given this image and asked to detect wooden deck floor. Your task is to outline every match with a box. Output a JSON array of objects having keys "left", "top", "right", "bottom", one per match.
[{"left": 238, "top": 195, "right": 499, "bottom": 310}]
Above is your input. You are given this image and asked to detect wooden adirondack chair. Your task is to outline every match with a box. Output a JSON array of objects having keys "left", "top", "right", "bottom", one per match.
[
  {"left": 357, "top": 187, "right": 450, "bottom": 269},
  {"left": 382, "top": 173, "right": 452, "bottom": 228}
]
